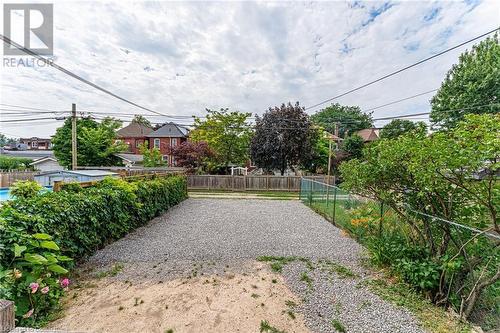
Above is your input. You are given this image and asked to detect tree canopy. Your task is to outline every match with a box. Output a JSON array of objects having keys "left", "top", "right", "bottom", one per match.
[
  {"left": 190, "top": 108, "right": 252, "bottom": 172},
  {"left": 379, "top": 119, "right": 427, "bottom": 139},
  {"left": 251, "top": 102, "right": 316, "bottom": 175},
  {"left": 132, "top": 115, "right": 152, "bottom": 128},
  {"left": 138, "top": 142, "right": 164, "bottom": 167},
  {"left": 310, "top": 103, "right": 373, "bottom": 138},
  {"left": 52, "top": 117, "right": 127, "bottom": 168},
  {"left": 170, "top": 141, "right": 214, "bottom": 173},
  {"left": 342, "top": 134, "right": 364, "bottom": 159},
  {"left": 430, "top": 34, "right": 500, "bottom": 129}
]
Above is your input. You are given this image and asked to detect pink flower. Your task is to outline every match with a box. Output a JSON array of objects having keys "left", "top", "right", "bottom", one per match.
[
  {"left": 29, "top": 282, "right": 39, "bottom": 294},
  {"left": 41, "top": 286, "right": 50, "bottom": 294},
  {"left": 22, "top": 309, "right": 34, "bottom": 318},
  {"left": 59, "top": 278, "right": 70, "bottom": 288}
]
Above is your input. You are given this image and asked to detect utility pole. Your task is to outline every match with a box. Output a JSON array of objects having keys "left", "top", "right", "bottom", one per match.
[{"left": 71, "top": 103, "right": 77, "bottom": 170}]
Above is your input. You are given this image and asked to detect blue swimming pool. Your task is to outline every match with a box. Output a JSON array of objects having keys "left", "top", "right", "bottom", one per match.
[{"left": 0, "top": 186, "right": 52, "bottom": 202}]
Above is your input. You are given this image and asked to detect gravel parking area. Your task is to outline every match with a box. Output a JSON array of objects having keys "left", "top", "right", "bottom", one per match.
[{"left": 79, "top": 199, "right": 424, "bottom": 333}]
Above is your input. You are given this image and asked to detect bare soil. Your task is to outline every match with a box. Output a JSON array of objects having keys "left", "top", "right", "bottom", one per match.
[{"left": 49, "top": 262, "right": 309, "bottom": 333}]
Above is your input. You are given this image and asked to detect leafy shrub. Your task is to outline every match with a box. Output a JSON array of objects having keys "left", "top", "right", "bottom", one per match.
[
  {"left": 0, "top": 175, "right": 187, "bottom": 325},
  {"left": 10, "top": 180, "right": 43, "bottom": 200},
  {"left": 0, "top": 227, "right": 72, "bottom": 326},
  {"left": 0, "top": 156, "right": 33, "bottom": 170}
]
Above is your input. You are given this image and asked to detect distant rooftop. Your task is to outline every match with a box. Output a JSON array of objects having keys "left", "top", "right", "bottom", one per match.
[
  {"left": 147, "top": 122, "right": 189, "bottom": 138},
  {"left": 117, "top": 121, "right": 153, "bottom": 138}
]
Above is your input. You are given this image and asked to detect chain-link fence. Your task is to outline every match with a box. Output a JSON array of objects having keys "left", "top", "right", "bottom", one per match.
[{"left": 299, "top": 177, "right": 499, "bottom": 322}]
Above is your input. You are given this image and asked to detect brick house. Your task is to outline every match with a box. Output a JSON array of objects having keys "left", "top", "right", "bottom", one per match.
[
  {"left": 146, "top": 122, "right": 189, "bottom": 166},
  {"left": 116, "top": 121, "right": 154, "bottom": 154},
  {"left": 19, "top": 137, "right": 52, "bottom": 150}
]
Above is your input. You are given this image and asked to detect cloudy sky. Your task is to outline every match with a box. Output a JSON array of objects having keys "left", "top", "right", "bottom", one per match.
[{"left": 0, "top": 0, "right": 498, "bottom": 138}]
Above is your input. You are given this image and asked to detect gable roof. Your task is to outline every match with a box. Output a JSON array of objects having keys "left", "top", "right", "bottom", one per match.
[
  {"left": 29, "top": 157, "right": 59, "bottom": 165},
  {"left": 116, "top": 121, "right": 153, "bottom": 138},
  {"left": 355, "top": 128, "right": 380, "bottom": 142},
  {"left": 147, "top": 122, "right": 189, "bottom": 138}
]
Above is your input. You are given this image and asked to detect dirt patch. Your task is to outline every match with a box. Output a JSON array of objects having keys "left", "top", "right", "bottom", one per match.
[{"left": 49, "top": 262, "right": 309, "bottom": 333}]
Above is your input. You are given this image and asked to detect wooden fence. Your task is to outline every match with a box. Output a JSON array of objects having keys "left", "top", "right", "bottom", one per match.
[
  {"left": 0, "top": 171, "right": 36, "bottom": 187},
  {"left": 187, "top": 175, "right": 334, "bottom": 192}
]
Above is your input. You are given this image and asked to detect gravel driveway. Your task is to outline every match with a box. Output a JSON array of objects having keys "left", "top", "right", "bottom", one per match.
[{"left": 87, "top": 198, "right": 424, "bottom": 333}]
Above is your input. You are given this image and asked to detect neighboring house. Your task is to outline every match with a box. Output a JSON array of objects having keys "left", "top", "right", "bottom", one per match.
[
  {"left": 115, "top": 153, "right": 144, "bottom": 167},
  {"left": 19, "top": 137, "right": 52, "bottom": 150},
  {"left": 29, "top": 157, "right": 64, "bottom": 172},
  {"left": 116, "top": 121, "right": 154, "bottom": 154},
  {"left": 355, "top": 128, "right": 380, "bottom": 142},
  {"left": 146, "top": 122, "right": 189, "bottom": 166},
  {"left": 34, "top": 170, "right": 119, "bottom": 187}
]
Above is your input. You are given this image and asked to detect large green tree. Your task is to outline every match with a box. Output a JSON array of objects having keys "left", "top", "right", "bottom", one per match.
[
  {"left": 380, "top": 119, "right": 427, "bottom": 139},
  {"left": 430, "top": 34, "right": 500, "bottom": 129},
  {"left": 190, "top": 108, "right": 252, "bottom": 172},
  {"left": 52, "top": 117, "right": 127, "bottom": 168},
  {"left": 251, "top": 102, "right": 316, "bottom": 175},
  {"left": 311, "top": 103, "right": 373, "bottom": 138}
]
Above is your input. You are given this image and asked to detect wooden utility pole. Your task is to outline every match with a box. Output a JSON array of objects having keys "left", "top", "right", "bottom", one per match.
[{"left": 71, "top": 103, "right": 77, "bottom": 170}]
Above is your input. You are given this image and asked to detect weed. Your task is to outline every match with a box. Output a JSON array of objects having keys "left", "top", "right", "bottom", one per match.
[
  {"left": 300, "top": 272, "right": 313, "bottom": 289},
  {"left": 257, "top": 256, "right": 298, "bottom": 273},
  {"left": 271, "top": 279, "right": 277, "bottom": 284},
  {"left": 365, "top": 278, "right": 471, "bottom": 333},
  {"left": 118, "top": 306, "right": 124, "bottom": 311},
  {"left": 96, "top": 262, "right": 124, "bottom": 278},
  {"left": 287, "top": 310, "right": 296, "bottom": 319},
  {"left": 165, "top": 329, "right": 174, "bottom": 333},
  {"left": 285, "top": 300, "right": 297, "bottom": 308},
  {"left": 319, "top": 260, "right": 357, "bottom": 279},
  {"left": 260, "top": 320, "right": 286, "bottom": 333},
  {"left": 357, "top": 300, "right": 372, "bottom": 310},
  {"left": 331, "top": 319, "right": 346, "bottom": 332},
  {"left": 251, "top": 293, "right": 260, "bottom": 299}
]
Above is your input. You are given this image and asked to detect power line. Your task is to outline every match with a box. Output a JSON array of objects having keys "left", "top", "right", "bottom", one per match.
[
  {"left": 305, "top": 27, "right": 499, "bottom": 111},
  {"left": 364, "top": 89, "right": 438, "bottom": 113},
  {"left": 0, "top": 35, "right": 180, "bottom": 119}
]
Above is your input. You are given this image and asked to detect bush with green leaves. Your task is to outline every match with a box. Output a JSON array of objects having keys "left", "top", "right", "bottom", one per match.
[
  {"left": 0, "top": 156, "right": 33, "bottom": 171},
  {"left": 0, "top": 228, "right": 72, "bottom": 326},
  {"left": 0, "top": 175, "right": 187, "bottom": 325},
  {"left": 339, "top": 114, "right": 499, "bottom": 321},
  {"left": 10, "top": 180, "right": 43, "bottom": 200}
]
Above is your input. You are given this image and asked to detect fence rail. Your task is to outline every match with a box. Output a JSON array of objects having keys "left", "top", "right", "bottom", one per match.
[
  {"left": 0, "top": 171, "right": 37, "bottom": 188},
  {"left": 187, "top": 175, "right": 335, "bottom": 192}
]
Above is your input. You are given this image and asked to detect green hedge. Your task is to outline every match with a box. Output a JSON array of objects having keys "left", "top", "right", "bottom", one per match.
[
  {"left": 0, "top": 156, "right": 33, "bottom": 170},
  {"left": 1, "top": 175, "right": 187, "bottom": 260},
  {"left": 0, "top": 175, "right": 187, "bottom": 325}
]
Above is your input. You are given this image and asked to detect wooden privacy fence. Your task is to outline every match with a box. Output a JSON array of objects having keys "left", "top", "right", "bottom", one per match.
[
  {"left": 187, "top": 175, "right": 334, "bottom": 192},
  {"left": 0, "top": 171, "right": 36, "bottom": 188}
]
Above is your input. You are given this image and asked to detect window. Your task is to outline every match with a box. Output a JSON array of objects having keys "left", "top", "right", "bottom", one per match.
[
  {"left": 136, "top": 140, "right": 143, "bottom": 148},
  {"left": 171, "top": 138, "right": 177, "bottom": 146},
  {"left": 172, "top": 155, "right": 176, "bottom": 166},
  {"left": 154, "top": 138, "right": 160, "bottom": 148},
  {"left": 31, "top": 141, "right": 38, "bottom": 148}
]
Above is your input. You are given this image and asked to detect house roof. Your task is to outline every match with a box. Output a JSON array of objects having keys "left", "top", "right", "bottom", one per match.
[
  {"left": 29, "top": 157, "right": 59, "bottom": 165},
  {"left": 147, "top": 122, "right": 189, "bottom": 138},
  {"left": 115, "top": 153, "right": 144, "bottom": 164},
  {"left": 355, "top": 128, "right": 380, "bottom": 142},
  {"left": 116, "top": 121, "right": 153, "bottom": 138}
]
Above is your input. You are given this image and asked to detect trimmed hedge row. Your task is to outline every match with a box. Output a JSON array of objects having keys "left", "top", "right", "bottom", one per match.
[
  {"left": 1, "top": 175, "right": 187, "bottom": 261},
  {"left": 0, "top": 175, "right": 187, "bottom": 325}
]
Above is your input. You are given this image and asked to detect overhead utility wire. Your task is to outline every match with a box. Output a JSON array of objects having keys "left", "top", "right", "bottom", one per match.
[
  {"left": 0, "top": 34, "right": 182, "bottom": 119},
  {"left": 305, "top": 27, "right": 499, "bottom": 111}
]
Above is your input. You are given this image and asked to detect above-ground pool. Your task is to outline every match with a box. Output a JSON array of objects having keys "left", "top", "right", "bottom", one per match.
[{"left": 0, "top": 186, "right": 52, "bottom": 202}]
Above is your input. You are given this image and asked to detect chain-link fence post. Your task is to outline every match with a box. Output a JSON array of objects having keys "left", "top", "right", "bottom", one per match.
[
  {"left": 309, "top": 179, "right": 313, "bottom": 206},
  {"left": 332, "top": 186, "right": 337, "bottom": 225}
]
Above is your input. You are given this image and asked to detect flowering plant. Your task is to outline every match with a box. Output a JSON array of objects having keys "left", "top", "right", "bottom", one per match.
[{"left": 0, "top": 231, "right": 72, "bottom": 326}]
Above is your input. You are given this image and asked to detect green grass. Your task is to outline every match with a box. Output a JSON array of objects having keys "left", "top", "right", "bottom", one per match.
[
  {"left": 257, "top": 256, "right": 298, "bottom": 272},
  {"left": 318, "top": 259, "right": 358, "bottom": 279},
  {"left": 260, "top": 320, "right": 286, "bottom": 333},
  {"left": 331, "top": 319, "right": 346, "bottom": 332},
  {"left": 299, "top": 272, "right": 313, "bottom": 289},
  {"left": 96, "top": 262, "right": 124, "bottom": 278},
  {"left": 364, "top": 278, "right": 471, "bottom": 333}
]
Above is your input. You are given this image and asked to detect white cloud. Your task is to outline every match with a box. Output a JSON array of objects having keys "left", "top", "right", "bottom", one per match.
[{"left": 0, "top": 0, "right": 498, "bottom": 137}]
